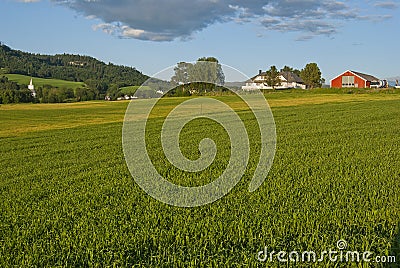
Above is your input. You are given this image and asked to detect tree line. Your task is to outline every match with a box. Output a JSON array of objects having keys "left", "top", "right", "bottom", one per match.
[
  {"left": 0, "top": 76, "right": 33, "bottom": 104},
  {"left": 0, "top": 76, "right": 100, "bottom": 104}
]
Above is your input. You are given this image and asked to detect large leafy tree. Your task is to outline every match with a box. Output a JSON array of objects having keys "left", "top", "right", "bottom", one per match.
[
  {"left": 171, "top": 57, "right": 225, "bottom": 86},
  {"left": 171, "top": 62, "right": 191, "bottom": 85},
  {"left": 300, "top": 63, "right": 323, "bottom": 89},
  {"left": 194, "top": 57, "right": 225, "bottom": 85},
  {"left": 265, "top": 65, "right": 281, "bottom": 89}
]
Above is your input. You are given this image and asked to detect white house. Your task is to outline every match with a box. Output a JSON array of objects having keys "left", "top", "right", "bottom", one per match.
[{"left": 242, "top": 70, "right": 306, "bottom": 90}]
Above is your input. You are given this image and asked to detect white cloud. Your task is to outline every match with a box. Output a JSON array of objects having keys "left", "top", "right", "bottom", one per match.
[
  {"left": 374, "top": 1, "right": 399, "bottom": 9},
  {"left": 92, "top": 23, "right": 119, "bottom": 35}
]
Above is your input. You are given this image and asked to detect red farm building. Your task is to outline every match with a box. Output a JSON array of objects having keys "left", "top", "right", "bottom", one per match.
[{"left": 330, "top": 70, "right": 382, "bottom": 88}]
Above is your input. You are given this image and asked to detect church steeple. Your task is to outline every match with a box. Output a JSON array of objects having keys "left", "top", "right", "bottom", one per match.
[
  {"left": 28, "top": 78, "right": 36, "bottom": 98},
  {"left": 28, "top": 78, "right": 34, "bottom": 90}
]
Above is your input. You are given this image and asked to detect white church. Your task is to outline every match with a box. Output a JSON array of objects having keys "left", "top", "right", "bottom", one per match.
[{"left": 28, "top": 78, "right": 37, "bottom": 98}]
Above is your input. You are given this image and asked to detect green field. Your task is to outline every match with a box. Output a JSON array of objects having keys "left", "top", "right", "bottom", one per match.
[
  {"left": 0, "top": 92, "right": 399, "bottom": 266},
  {"left": 119, "top": 85, "right": 153, "bottom": 94},
  {"left": 4, "top": 74, "right": 86, "bottom": 89}
]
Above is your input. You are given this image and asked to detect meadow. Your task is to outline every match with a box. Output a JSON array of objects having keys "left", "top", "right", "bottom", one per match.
[
  {"left": 119, "top": 85, "right": 141, "bottom": 95},
  {"left": 0, "top": 91, "right": 399, "bottom": 267},
  {"left": 4, "top": 74, "right": 86, "bottom": 90},
  {"left": 119, "top": 85, "right": 155, "bottom": 96}
]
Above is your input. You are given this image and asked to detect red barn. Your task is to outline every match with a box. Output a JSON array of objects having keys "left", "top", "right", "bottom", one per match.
[{"left": 331, "top": 70, "right": 380, "bottom": 88}]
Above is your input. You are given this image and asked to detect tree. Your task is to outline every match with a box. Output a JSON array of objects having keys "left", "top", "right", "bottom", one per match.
[
  {"left": 300, "top": 63, "right": 323, "bottom": 89},
  {"left": 1, "top": 90, "right": 14, "bottom": 104},
  {"left": 281, "top": 65, "right": 301, "bottom": 76},
  {"left": 171, "top": 62, "right": 192, "bottom": 85},
  {"left": 171, "top": 57, "right": 225, "bottom": 86},
  {"left": 195, "top": 57, "right": 225, "bottom": 85},
  {"left": 265, "top": 66, "right": 281, "bottom": 90}
]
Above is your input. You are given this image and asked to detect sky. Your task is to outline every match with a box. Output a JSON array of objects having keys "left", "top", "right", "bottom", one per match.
[{"left": 1, "top": 0, "right": 399, "bottom": 82}]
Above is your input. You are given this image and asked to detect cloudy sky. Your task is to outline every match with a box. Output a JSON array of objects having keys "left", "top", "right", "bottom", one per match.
[{"left": 1, "top": 0, "right": 399, "bottom": 81}]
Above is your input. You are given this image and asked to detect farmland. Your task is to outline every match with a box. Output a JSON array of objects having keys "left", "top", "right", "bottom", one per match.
[
  {"left": 0, "top": 92, "right": 399, "bottom": 266},
  {"left": 4, "top": 74, "right": 86, "bottom": 90}
]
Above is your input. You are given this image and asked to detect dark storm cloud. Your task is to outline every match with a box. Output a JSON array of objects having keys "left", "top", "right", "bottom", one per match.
[{"left": 44, "top": 0, "right": 393, "bottom": 41}]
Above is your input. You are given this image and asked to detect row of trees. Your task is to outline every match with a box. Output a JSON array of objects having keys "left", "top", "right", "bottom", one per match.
[
  {"left": 0, "top": 76, "right": 99, "bottom": 104},
  {"left": 0, "top": 76, "right": 33, "bottom": 104},
  {"left": 35, "top": 86, "right": 99, "bottom": 103},
  {"left": 263, "top": 63, "right": 324, "bottom": 89},
  {"left": 0, "top": 89, "right": 33, "bottom": 104}
]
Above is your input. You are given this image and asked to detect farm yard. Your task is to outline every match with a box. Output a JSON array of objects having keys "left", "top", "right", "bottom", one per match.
[{"left": 0, "top": 91, "right": 400, "bottom": 266}]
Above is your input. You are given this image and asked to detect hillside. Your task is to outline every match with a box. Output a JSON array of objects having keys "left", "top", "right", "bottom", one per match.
[
  {"left": 0, "top": 43, "right": 149, "bottom": 93},
  {"left": 5, "top": 74, "right": 85, "bottom": 90}
]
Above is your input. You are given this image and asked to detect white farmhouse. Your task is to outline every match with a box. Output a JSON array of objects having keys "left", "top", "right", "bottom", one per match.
[{"left": 242, "top": 70, "right": 306, "bottom": 90}]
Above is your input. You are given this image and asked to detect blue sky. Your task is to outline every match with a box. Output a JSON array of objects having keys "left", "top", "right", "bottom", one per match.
[{"left": 1, "top": 0, "right": 399, "bottom": 82}]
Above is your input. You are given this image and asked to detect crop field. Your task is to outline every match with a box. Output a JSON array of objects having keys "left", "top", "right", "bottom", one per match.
[
  {"left": 4, "top": 74, "right": 86, "bottom": 89},
  {"left": 0, "top": 92, "right": 399, "bottom": 267}
]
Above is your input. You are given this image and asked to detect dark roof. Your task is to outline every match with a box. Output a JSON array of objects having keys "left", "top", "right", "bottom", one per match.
[
  {"left": 249, "top": 71, "right": 303, "bottom": 83},
  {"left": 249, "top": 71, "right": 268, "bottom": 81},
  {"left": 280, "top": 71, "right": 303, "bottom": 83},
  {"left": 351, "top": 71, "right": 379, "bottom": 82}
]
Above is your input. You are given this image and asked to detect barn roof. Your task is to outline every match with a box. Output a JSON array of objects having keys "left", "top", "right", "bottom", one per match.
[
  {"left": 330, "top": 70, "right": 380, "bottom": 82},
  {"left": 351, "top": 71, "right": 379, "bottom": 82}
]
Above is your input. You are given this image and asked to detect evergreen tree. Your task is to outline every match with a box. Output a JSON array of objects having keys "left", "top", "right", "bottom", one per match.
[
  {"left": 300, "top": 63, "right": 323, "bottom": 88},
  {"left": 265, "top": 66, "right": 281, "bottom": 89}
]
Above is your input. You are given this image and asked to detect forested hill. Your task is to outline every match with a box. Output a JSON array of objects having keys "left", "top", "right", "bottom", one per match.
[{"left": 0, "top": 44, "right": 149, "bottom": 90}]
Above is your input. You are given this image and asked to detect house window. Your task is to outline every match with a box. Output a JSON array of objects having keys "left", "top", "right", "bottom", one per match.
[{"left": 342, "top": 76, "right": 355, "bottom": 87}]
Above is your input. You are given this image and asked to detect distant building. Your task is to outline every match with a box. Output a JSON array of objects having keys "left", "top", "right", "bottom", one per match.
[
  {"left": 68, "top": 61, "right": 86, "bottom": 67},
  {"left": 330, "top": 70, "right": 387, "bottom": 88},
  {"left": 242, "top": 70, "right": 306, "bottom": 90},
  {"left": 28, "top": 78, "right": 37, "bottom": 98}
]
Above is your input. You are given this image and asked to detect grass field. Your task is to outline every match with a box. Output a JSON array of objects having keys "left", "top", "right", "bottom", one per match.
[
  {"left": 119, "top": 85, "right": 153, "bottom": 95},
  {"left": 0, "top": 92, "right": 399, "bottom": 266},
  {"left": 4, "top": 74, "right": 86, "bottom": 90}
]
